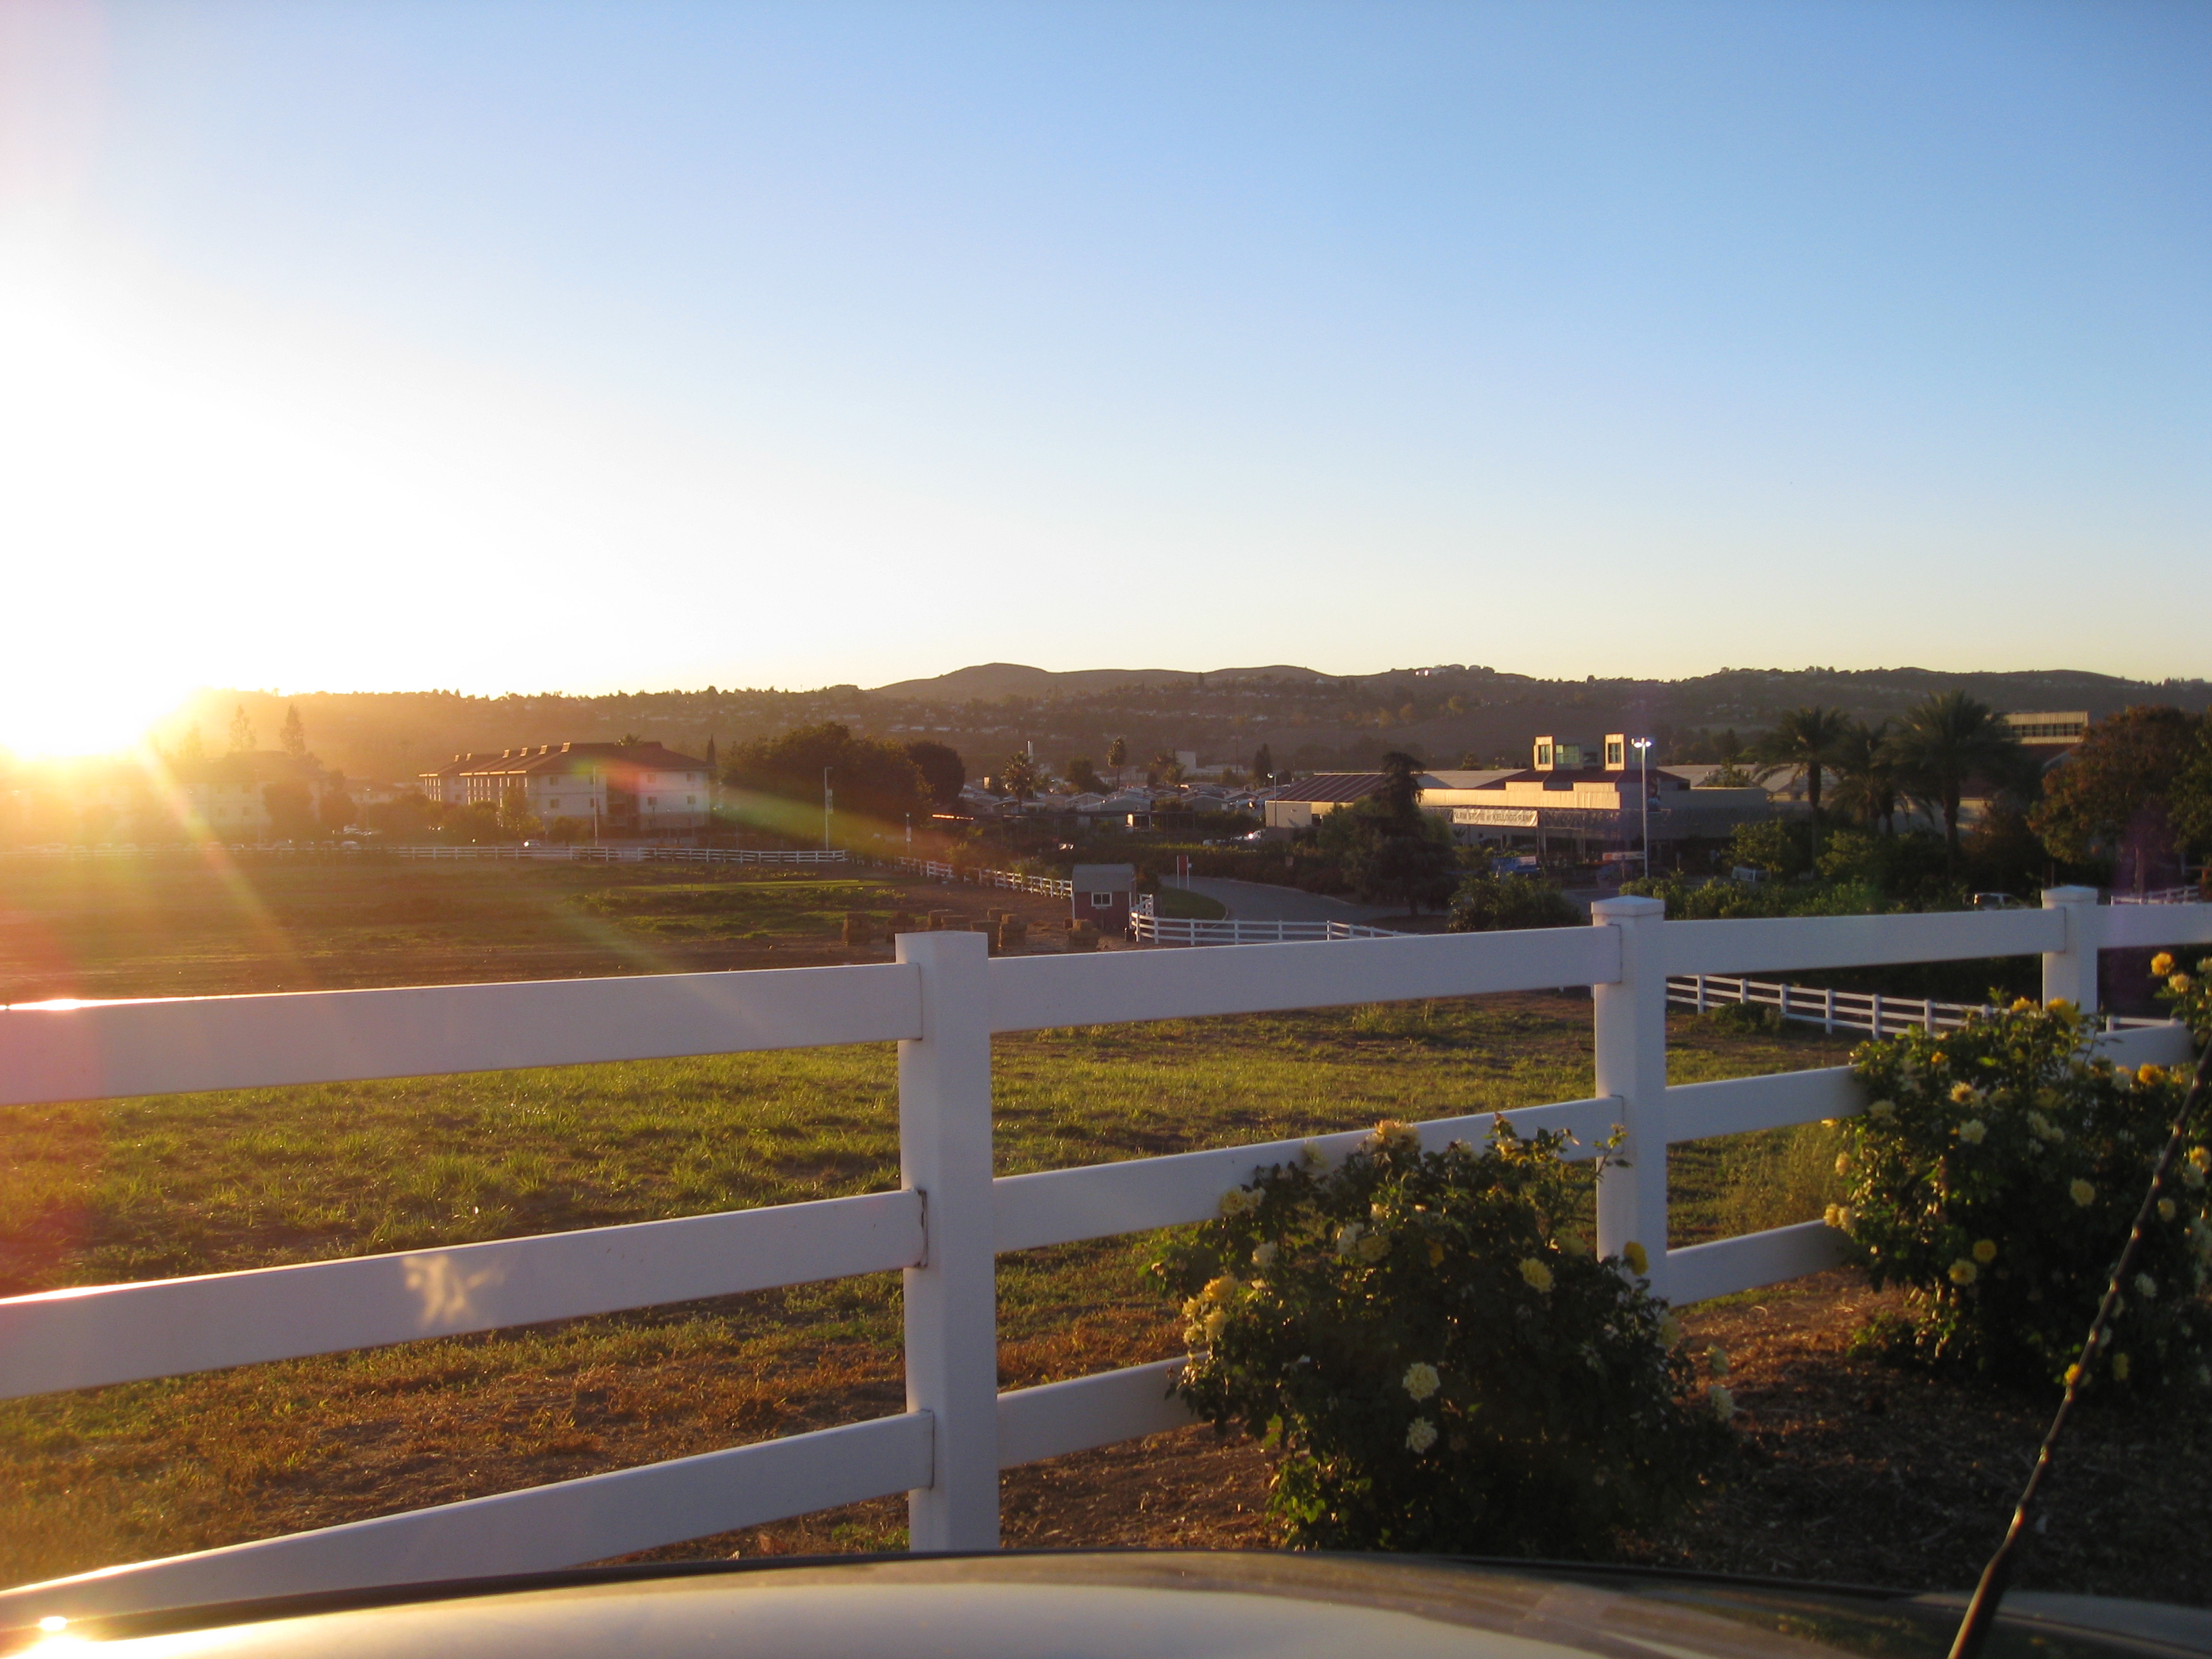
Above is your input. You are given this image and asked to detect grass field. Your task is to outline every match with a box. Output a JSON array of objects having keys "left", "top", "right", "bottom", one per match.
[
  {"left": 0, "top": 853, "right": 1065, "bottom": 1001},
  {"left": 0, "top": 966, "right": 1853, "bottom": 1586}
]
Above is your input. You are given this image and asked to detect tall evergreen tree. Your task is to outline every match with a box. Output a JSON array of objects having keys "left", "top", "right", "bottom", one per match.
[
  {"left": 226, "top": 705, "right": 255, "bottom": 754},
  {"left": 279, "top": 705, "right": 308, "bottom": 759}
]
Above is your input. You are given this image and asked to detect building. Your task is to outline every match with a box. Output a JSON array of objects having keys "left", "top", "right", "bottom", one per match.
[
  {"left": 73, "top": 751, "right": 337, "bottom": 842},
  {"left": 2003, "top": 710, "right": 2091, "bottom": 752},
  {"left": 1258, "top": 739, "right": 1775, "bottom": 859},
  {"left": 418, "top": 742, "right": 712, "bottom": 837},
  {"left": 1070, "top": 863, "right": 1135, "bottom": 933}
]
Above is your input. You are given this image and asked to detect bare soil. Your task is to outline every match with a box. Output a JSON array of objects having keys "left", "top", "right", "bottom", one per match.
[{"left": 700, "top": 1273, "right": 2212, "bottom": 1606}]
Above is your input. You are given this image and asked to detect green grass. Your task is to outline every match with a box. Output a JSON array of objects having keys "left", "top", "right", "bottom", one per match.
[
  {"left": 1153, "top": 885, "right": 1228, "bottom": 920},
  {"left": 0, "top": 989, "right": 1856, "bottom": 1584},
  {"left": 569, "top": 878, "right": 910, "bottom": 939}
]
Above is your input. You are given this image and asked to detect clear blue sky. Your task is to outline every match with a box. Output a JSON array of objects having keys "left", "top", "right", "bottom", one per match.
[{"left": 1, "top": 1, "right": 2206, "bottom": 747}]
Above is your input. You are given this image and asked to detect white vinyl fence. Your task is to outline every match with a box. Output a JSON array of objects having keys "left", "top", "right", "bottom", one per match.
[
  {"left": 1667, "top": 973, "right": 2177, "bottom": 1039},
  {"left": 395, "top": 845, "right": 848, "bottom": 865},
  {"left": 1129, "top": 905, "right": 1400, "bottom": 945},
  {"left": 895, "top": 857, "right": 1073, "bottom": 898},
  {"left": 2113, "top": 884, "right": 2204, "bottom": 906},
  {"left": 1, "top": 888, "right": 2206, "bottom": 1622}
]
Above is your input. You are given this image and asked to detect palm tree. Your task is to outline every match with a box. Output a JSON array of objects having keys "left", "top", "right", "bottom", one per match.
[
  {"left": 1753, "top": 706, "right": 1853, "bottom": 820},
  {"left": 1827, "top": 719, "right": 1900, "bottom": 834},
  {"left": 1885, "top": 692, "right": 2023, "bottom": 863}
]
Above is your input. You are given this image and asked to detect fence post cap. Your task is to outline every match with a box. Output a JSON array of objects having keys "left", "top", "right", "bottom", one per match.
[
  {"left": 1590, "top": 895, "right": 1664, "bottom": 922},
  {"left": 2041, "top": 886, "right": 2098, "bottom": 907}
]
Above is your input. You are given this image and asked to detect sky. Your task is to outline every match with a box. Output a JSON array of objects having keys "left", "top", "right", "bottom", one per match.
[{"left": 1, "top": 0, "right": 2207, "bottom": 754}]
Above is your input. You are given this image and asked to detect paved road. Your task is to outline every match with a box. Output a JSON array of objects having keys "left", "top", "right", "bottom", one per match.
[{"left": 1179, "top": 876, "right": 1403, "bottom": 926}]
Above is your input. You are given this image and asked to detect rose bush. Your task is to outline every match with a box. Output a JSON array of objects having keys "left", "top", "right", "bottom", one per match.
[
  {"left": 1150, "top": 1120, "right": 1731, "bottom": 1555},
  {"left": 1830, "top": 981, "right": 2212, "bottom": 1392}
]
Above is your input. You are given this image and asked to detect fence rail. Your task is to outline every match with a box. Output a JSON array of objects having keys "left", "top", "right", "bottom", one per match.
[
  {"left": 1130, "top": 909, "right": 1400, "bottom": 945},
  {"left": 2, "top": 888, "right": 2207, "bottom": 1623},
  {"left": 894, "top": 857, "right": 1072, "bottom": 897},
  {"left": 397, "top": 845, "right": 848, "bottom": 865},
  {"left": 1667, "top": 973, "right": 2174, "bottom": 1038},
  {"left": 2113, "top": 884, "right": 2205, "bottom": 906}
]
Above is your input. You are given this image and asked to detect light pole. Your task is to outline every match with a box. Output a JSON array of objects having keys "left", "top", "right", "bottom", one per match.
[
  {"left": 822, "top": 767, "right": 834, "bottom": 852},
  {"left": 1632, "top": 739, "right": 1653, "bottom": 876}
]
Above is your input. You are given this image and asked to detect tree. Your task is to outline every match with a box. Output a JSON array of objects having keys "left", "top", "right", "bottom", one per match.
[
  {"left": 175, "top": 725, "right": 207, "bottom": 765},
  {"left": 1065, "top": 755, "right": 1103, "bottom": 794},
  {"left": 1252, "top": 743, "right": 1274, "bottom": 785},
  {"left": 279, "top": 704, "right": 308, "bottom": 759},
  {"left": 1000, "top": 752, "right": 1038, "bottom": 804},
  {"left": 1149, "top": 750, "right": 1184, "bottom": 787},
  {"left": 1753, "top": 706, "right": 1851, "bottom": 823},
  {"left": 1107, "top": 737, "right": 1128, "bottom": 781},
  {"left": 724, "top": 722, "right": 930, "bottom": 844},
  {"left": 1826, "top": 720, "right": 1901, "bottom": 833},
  {"left": 1886, "top": 692, "right": 2024, "bottom": 863},
  {"left": 1374, "top": 750, "right": 1424, "bottom": 823},
  {"left": 497, "top": 785, "right": 543, "bottom": 840},
  {"left": 227, "top": 705, "right": 255, "bottom": 754},
  {"left": 2029, "top": 705, "right": 2202, "bottom": 866},
  {"left": 262, "top": 781, "right": 316, "bottom": 840},
  {"left": 902, "top": 740, "right": 966, "bottom": 809},
  {"left": 318, "top": 772, "right": 355, "bottom": 835},
  {"left": 1349, "top": 821, "right": 1458, "bottom": 915}
]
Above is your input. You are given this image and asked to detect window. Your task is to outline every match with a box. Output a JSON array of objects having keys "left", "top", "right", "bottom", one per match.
[
  {"left": 1606, "top": 741, "right": 1624, "bottom": 766},
  {"left": 1090, "top": 891, "right": 1115, "bottom": 907}
]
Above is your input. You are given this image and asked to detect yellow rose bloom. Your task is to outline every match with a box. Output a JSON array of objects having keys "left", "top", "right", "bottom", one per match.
[
  {"left": 1622, "top": 1240, "right": 1649, "bottom": 1276},
  {"left": 2138, "top": 1065, "right": 2167, "bottom": 1088},
  {"left": 1835, "top": 1152, "right": 1852, "bottom": 1176},
  {"left": 1950, "top": 1082, "right": 1978, "bottom": 1105},
  {"left": 1658, "top": 1313, "right": 1684, "bottom": 1348},
  {"left": 1518, "top": 1257, "right": 1553, "bottom": 1293},
  {"left": 2112, "top": 1353, "right": 2131, "bottom": 1382},
  {"left": 2070, "top": 1179, "right": 2097, "bottom": 1206},
  {"left": 2158, "top": 1199, "right": 2177, "bottom": 1223},
  {"left": 1957, "top": 1119, "right": 1986, "bottom": 1144},
  {"left": 2173, "top": 975, "right": 2196, "bottom": 994},
  {"left": 1868, "top": 1100, "right": 1897, "bottom": 1120},
  {"left": 2150, "top": 953, "right": 2175, "bottom": 977},
  {"left": 1708, "top": 1384, "right": 1735, "bottom": 1422},
  {"left": 1948, "top": 1258, "right": 1979, "bottom": 1286},
  {"left": 1973, "top": 1238, "right": 1997, "bottom": 1264},
  {"left": 2009, "top": 996, "right": 2037, "bottom": 1012}
]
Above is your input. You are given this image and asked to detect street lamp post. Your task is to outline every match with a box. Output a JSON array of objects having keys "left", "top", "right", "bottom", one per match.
[
  {"left": 1632, "top": 738, "right": 1654, "bottom": 876},
  {"left": 822, "top": 767, "right": 834, "bottom": 852}
]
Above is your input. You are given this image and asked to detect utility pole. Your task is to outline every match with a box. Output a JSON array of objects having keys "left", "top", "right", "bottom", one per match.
[
  {"left": 823, "top": 767, "right": 834, "bottom": 852},
  {"left": 1632, "top": 739, "right": 1653, "bottom": 876}
]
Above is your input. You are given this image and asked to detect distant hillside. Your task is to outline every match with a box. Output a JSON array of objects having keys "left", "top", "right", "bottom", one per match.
[
  {"left": 866, "top": 663, "right": 1332, "bottom": 702},
  {"left": 153, "top": 665, "right": 2211, "bottom": 790}
]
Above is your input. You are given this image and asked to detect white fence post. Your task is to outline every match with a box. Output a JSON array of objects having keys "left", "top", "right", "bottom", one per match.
[
  {"left": 895, "top": 930, "right": 1000, "bottom": 1550},
  {"left": 2041, "top": 885, "right": 2102, "bottom": 1015},
  {"left": 1591, "top": 896, "right": 1670, "bottom": 1296}
]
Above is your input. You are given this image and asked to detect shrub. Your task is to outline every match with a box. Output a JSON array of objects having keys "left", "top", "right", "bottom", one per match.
[
  {"left": 1447, "top": 872, "right": 1579, "bottom": 932},
  {"left": 1832, "top": 993, "right": 2212, "bottom": 1392},
  {"left": 1151, "top": 1121, "right": 1732, "bottom": 1555}
]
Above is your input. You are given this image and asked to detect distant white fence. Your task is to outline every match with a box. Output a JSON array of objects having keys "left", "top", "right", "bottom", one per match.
[
  {"left": 0, "top": 887, "right": 2205, "bottom": 1622},
  {"left": 2113, "top": 884, "right": 2204, "bottom": 906},
  {"left": 895, "top": 857, "right": 1072, "bottom": 898},
  {"left": 1129, "top": 904, "right": 1399, "bottom": 946},
  {"left": 1668, "top": 973, "right": 2175, "bottom": 1038},
  {"left": 393, "top": 846, "right": 847, "bottom": 865}
]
